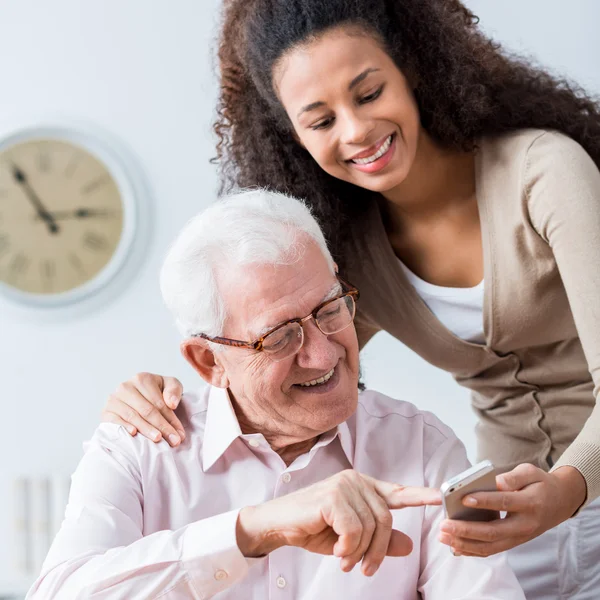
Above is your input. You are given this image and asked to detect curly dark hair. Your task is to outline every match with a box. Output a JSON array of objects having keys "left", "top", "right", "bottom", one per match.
[{"left": 214, "top": 0, "right": 600, "bottom": 271}]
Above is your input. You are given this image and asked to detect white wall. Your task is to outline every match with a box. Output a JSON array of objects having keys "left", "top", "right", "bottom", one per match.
[{"left": 1, "top": 0, "right": 599, "bottom": 589}]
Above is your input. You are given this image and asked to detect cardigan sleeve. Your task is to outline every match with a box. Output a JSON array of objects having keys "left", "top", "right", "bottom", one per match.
[{"left": 525, "top": 131, "right": 600, "bottom": 504}]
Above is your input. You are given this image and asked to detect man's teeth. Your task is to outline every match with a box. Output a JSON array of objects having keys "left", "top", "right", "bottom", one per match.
[
  {"left": 351, "top": 135, "right": 392, "bottom": 165},
  {"left": 298, "top": 368, "right": 335, "bottom": 387}
]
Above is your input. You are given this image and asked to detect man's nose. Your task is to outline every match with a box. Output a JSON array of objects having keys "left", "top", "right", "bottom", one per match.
[{"left": 295, "top": 319, "right": 338, "bottom": 369}]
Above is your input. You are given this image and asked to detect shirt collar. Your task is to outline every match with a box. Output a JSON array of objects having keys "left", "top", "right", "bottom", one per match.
[
  {"left": 335, "top": 418, "right": 356, "bottom": 468},
  {"left": 202, "top": 385, "right": 357, "bottom": 471},
  {"left": 202, "top": 386, "right": 243, "bottom": 471}
]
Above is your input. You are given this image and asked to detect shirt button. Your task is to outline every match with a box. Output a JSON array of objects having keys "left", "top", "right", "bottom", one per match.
[
  {"left": 214, "top": 569, "right": 228, "bottom": 581},
  {"left": 276, "top": 576, "right": 287, "bottom": 588},
  {"left": 249, "top": 439, "right": 260, "bottom": 448},
  {"left": 281, "top": 472, "right": 292, "bottom": 483}
]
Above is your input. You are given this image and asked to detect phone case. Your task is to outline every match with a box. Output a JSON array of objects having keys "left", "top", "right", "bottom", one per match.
[{"left": 441, "top": 461, "right": 500, "bottom": 522}]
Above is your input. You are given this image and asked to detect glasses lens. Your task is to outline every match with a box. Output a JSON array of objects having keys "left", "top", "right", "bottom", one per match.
[
  {"left": 262, "top": 322, "right": 303, "bottom": 361},
  {"left": 316, "top": 295, "right": 355, "bottom": 335}
]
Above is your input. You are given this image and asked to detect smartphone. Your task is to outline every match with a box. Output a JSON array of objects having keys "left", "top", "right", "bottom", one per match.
[{"left": 440, "top": 460, "right": 500, "bottom": 522}]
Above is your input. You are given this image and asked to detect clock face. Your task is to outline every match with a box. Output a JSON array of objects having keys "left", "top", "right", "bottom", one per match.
[{"left": 0, "top": 138, "right": 124, "bottom": 295}]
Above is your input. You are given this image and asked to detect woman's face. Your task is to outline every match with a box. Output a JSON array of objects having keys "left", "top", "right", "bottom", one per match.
[{"left": 274, "top": 26, "right": 422, "bottom": 193}]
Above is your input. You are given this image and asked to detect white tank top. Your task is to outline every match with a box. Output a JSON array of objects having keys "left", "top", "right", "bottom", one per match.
[{"left": 399, "top": 260, "right": 485, "bottom": 344}]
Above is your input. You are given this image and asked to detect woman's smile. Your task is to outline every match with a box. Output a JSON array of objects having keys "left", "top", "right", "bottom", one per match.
[{"left": 345, "top": 133, "right": 397, "bottom": 174}]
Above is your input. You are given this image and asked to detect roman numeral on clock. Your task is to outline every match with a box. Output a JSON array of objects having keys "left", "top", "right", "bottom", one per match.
[
  {"left": 8, "top": 252, "right": 29, "bottom": 279},
  {"left": 83, "top": 231, "right": 108, "bottom": 251}
]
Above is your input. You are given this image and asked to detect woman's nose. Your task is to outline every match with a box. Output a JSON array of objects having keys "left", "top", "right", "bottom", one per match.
[{"left": 339, "top": 110, "right": 374, "bottom": 146}]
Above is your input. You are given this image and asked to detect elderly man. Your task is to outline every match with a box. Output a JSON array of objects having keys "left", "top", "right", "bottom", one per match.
[{"left": 28, "top": 190, "right": 524, "bottom": 599}]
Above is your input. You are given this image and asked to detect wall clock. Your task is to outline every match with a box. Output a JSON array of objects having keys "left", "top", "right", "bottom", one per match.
[{"left": 0, "top": 124, "right": 141, "bottom": 309}]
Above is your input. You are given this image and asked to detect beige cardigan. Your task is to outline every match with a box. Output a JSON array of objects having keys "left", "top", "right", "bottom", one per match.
[{"left": 348, "top": 129, "right": 600, "bottom": 504}]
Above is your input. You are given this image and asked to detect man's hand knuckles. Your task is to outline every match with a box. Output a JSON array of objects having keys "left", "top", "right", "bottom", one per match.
[
  {"left": 361, "top": 515, "right": 376, "bottom": 535},
  {"left": 338, "top": 469, "right": 359, "bottom": 482},
  {"left": 375, "top": 511, "right": 393, "bottom": 528},
  {"left": 341, "top": 523, "right": 363, "bottom": 539},
  {"left": 322, "top": 486, "right": 344, "bottom": 508}
]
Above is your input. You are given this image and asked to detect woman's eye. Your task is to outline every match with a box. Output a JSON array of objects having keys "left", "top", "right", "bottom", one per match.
[
  {"left": 359, "top": 85, "right": 384, "bottom": 104},
  {"left": 311, "top": 117, "right": 334, "bottom": 131}
]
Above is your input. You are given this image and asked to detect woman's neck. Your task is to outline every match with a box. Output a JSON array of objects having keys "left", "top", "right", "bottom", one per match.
[{"left": 382, "top": 129, "right": 476, "bottom": 227}]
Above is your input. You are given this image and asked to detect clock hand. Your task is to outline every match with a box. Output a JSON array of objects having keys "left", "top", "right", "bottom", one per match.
[
  {"left": 34, "top": 208, "right": 117, "bottom": 220},
  {"left": 11, "top": 163, "right": 60, "bottom": 234}
]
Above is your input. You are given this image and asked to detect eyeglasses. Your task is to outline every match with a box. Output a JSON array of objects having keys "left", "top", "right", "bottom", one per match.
[{"left": 193, "top": 278, "right": 359, "bottom": 362}]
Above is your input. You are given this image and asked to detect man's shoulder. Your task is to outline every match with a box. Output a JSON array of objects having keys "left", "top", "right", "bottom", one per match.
[
  {"left": 356, "top": 389, "right": 458, "bottom": 445},
  {"left": 86, "top": 385, "right": 210, "bottom": 459},
  {"left": 349, "top": 390, "right": 468, "bottom": 486},
  {"left": 358, "top": 389, "right": 455, "bottom": 434}
]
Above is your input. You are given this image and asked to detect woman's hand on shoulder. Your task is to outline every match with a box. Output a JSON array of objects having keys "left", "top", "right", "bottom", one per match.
[{"left": 101, "top": 373, "right": 186, "bottom": 447}]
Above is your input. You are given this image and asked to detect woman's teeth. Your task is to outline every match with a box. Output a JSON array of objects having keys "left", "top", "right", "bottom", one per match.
[
  {"left": 351, "top": 135, "right": 392, "bottom": 165},
  {"left": 298, "top": 368, "right": 335, "bottom": 387}
]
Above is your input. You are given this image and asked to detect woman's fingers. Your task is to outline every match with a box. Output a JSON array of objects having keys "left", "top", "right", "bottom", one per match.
[
  {"left": 495, "top": 463, "right": 545, "bottom": 492},
  {"left": 162, "top": 376, "right": 184, "bottom": 411},
  {"left": 100, "top": 410, "right": 137, "bottom": 436},
  {"left": 103, "top": 373, "right": 187, "bottom": 446},
  {"left": 460, "top": 490, "right": 531, "bottom": 513},
  {"left": 125, "top": 375, "right": 186, "bottom": 443},
  {"left": 439, "top": 531, "right": 530, "bottom": 557},
  {"left": 440, "top": 514, "right": 527, "bottom": 544},
  {"left": 105, "top": 393, "right": 175, "bottom": 445}
]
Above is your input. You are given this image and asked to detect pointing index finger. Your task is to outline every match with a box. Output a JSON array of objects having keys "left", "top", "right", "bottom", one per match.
[{"left": 366, "top": 477, "right": 441, "bottom": 509}]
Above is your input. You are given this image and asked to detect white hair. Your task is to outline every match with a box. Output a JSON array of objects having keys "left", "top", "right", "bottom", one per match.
[{"left": 160, "top": 188, "right": 336, "bottom": 338}]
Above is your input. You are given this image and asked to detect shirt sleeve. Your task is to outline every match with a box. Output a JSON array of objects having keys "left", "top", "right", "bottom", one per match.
[
  {"left": 26, "top": 425, "right": 254, "bottom": 600},
  {"left": 525, "top": 132, "right": 600, "bottom": 505},
  {"left": 417, "top": 431, "right": 525, "bottom": 599}
]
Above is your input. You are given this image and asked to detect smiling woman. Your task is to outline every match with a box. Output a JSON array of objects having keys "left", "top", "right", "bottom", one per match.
[
  {"left": 101, "top": 1, "right": 600, "bottom": 597},
  {"left": 273, "top": 27, "right": 421, "bottom": 192}
]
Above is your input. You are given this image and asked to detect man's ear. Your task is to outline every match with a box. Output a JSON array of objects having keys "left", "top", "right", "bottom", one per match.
[
  {"left": 180, "top": 339, "right": 229, "bottom": 388},
  {"left": 333, "top": 262, "right": 339, "bottom": 274}
]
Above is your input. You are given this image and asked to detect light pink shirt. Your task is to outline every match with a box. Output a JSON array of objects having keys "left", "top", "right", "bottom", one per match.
[{"left": 28, "top": 386, "right": 524, "bottom": 599}]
